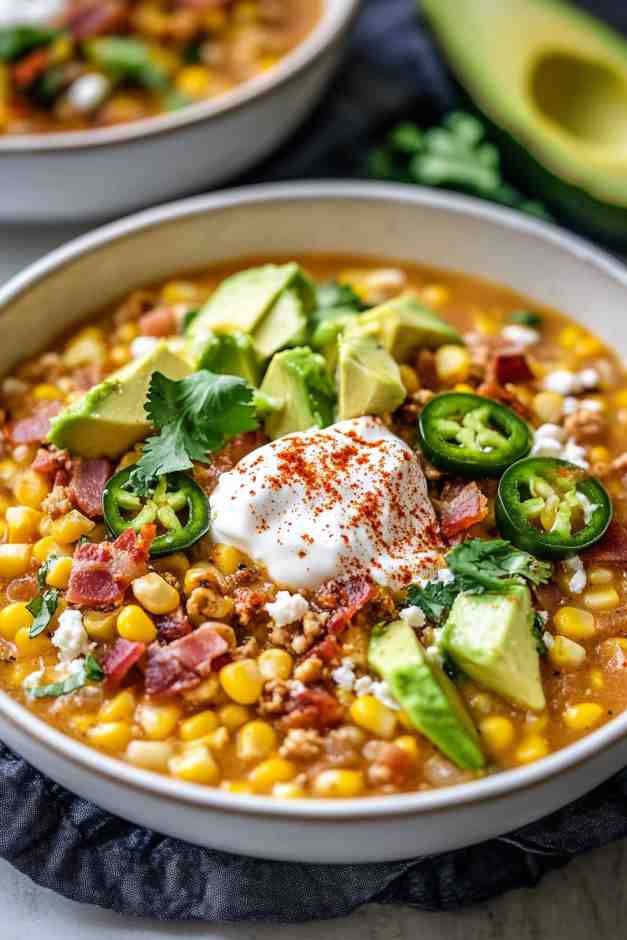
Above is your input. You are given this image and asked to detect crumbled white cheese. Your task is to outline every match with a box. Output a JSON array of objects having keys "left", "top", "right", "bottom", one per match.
[
  {"left": 531, "top": 424, "right": 588, "bottom": 468},
  {"left": 564, "top": 555, "right": 587, "bottom": 594},
  {"left": 66, "top": 73, "right": 111, "bottom": 113},
  {"left": 562, "top": 439, "right": 589, "bottom": 469},
  {"left": 353, "top": 675, "right": 399, "bottom": 710},
  {"left": 130, "top": 336, "right": 160, "bottom": 359},
  {"left": 399, "top": 605, "right": 426, "bottom": 628},
  {"left": 537, "top": 610, "right": 549, "bottom": 625},
  {"left": 265, "top": 591, "right": 309, "bottom": 627},
  {"left": 331, "top": 657, "right": 356, "bottom": 691},
  {"left": 543, "top": 368, "right": 599, "bottom": 396},
  {"left": 580, "top": 399, "right": 603, "bottom": 412},
  {"left": 578, "top": 368, "right": 599, "bottom": 390},
  {"left": 501, "top": 324, "right": 540, "bottom": 347},
  {"left": 562, "top": 396, "right": 579, "bottom": 416},
  {"left": 436, "top": 568, "right": 455, "bottom": 585},
  {"left": 22, "top": 666, "right": 45, "bottom": 698},
  {"left": 0, "top": 0, "right": 65, "bottom": 27},
  {"left": 52, "top": 610, "right": 91, "bottom": 663},
  {"left": 542, "top": 631, "right": 554, "bottom": 651},
  {"left": 576, "top": 491, "right": 598, "bottom": 525}
]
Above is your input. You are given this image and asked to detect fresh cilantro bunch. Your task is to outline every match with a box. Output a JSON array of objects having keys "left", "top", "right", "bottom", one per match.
[
  {"left": 129, "top": 370, "right": 258, "bottom": 494},
  {"left": 369, "top": 111, "right": 550, "bottom": 220}
]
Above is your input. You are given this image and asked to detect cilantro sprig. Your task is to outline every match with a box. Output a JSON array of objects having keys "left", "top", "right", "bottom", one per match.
[
  {"left": 31, "top": 654, "right": 104, "bottom": 700},
  {"left": 27, "top": 590, "right": 59, "bottom": 639},
  {"left": 129, "top": 370, "right": 258, "bottom": 494}
]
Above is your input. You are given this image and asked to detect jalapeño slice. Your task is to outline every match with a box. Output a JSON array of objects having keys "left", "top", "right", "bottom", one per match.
[
  {"left": 496, "top": 457, "right": 612, "bottom": 560},
  {"left": 103, "top": 467, "right": 209, "bottom": 557},
  {"left": 418, "top": 392, "right": 532, "bottom": 477}
]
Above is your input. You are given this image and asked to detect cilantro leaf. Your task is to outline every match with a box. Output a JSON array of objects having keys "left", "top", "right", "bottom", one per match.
[
  {"left": 315, "top": 280, "right": 364, "bottom": 312},
  {"left": 36, "top": 554, "right": 58, "bottom": 592},
  {"left": 31, "top": 654, "right": 104, "bottom": 700},
  {"left": 84, "top": 653, "right": 105, "bottom": 682},
  {"left": 27, "top": 589, "right": 59, "bottom": 638},
  {"left": 405, "top": 579, "right": 462, "bottom": 625},
  {"left": 447, "top": 539, "right": 552, "bottom": 593},
  {"left": 532, "top": 612, "right": 548, "bottom": 656}
]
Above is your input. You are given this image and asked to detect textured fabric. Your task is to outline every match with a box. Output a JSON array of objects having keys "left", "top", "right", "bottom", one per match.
[{"left": 2, "top": 0, "right": 627, "bottom": 922}]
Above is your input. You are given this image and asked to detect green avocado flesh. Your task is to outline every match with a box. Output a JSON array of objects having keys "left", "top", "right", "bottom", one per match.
[
  {"left": 196, "top": 331, "right": 261, "bottom": 386},
  {"left": 422, "top": 0, "right": 627, "bottom": 247},
  {"left": 337, "top": 334, "right": 406, "bottom": 420},
  {"left": 440, "top": 585, "right": 546, "bottom": 712},
  {"left": 345, "top": 295, "right": 462, "bottom": 363},
  {"left": 369, "top": 620, "right": 485, "bottom": 771},
  {"left": 48, "top": 344, "right": 191, "bottom": 458},
  {"left": 259, "top": 346, "right": 336, "bottom": 440}
]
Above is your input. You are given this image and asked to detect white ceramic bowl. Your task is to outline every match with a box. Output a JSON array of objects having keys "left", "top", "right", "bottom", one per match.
[
  {"left": 1, "top": 182, "right": 627, "bottom": 863},
  {"left": 0, "top": 0, "right": 359, "bottom": 224}
]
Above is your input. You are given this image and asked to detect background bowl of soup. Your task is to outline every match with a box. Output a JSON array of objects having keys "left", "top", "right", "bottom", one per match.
[
  {"left": 0, "top": 0, "right": 360, "bottom": 224},
  {"left": 1, "top": 181, "right": 627, "bottom": 862}
]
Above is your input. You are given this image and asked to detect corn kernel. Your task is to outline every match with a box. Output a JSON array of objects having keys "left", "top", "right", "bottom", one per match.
[
  {"left": 69, "top": 714, "right": 97, "bottom": 735},
  {"left": 221, "top": 781, "right": 254, "bottom": 795},
  {"left": 87, "top": 722, "right": 132, "bottom": 752},
  {"left": 0, "top": 543, "right": 32, "bottom": 577},
  {"left": 212, "top": 543, "right": 244, "bottom": 576},
  {"left": 582, "top": 587, "right": 620, "bottom": 611},
  {"left": 182, "top": 676, "right": 221, "bottom": 706},
  {"left": 399, "top": 364, "right": 420, "bottom": 395},
  {"left": 563, "top": 702, "right": 604, "bottom": 732},
  {"left": 33, "top": 536, "right": 70, "bottom": 562},
  {"left": 393, "top": 735, "right": 420, "bottom": 763},
  {"left": 588, "top": 566, "right": 614, "bottom": 585},
  {"left": 273, "top": 782, "right": 306, "bottom": 798},
  {"left": 117, "top": 605, "right": 157, "bottom": 643},
  {"left": 14, "top": 470, "right": 50, "bottom": 508},
  {"left": 118, "top": 449, "right": 140, "bottom": 470},
  {"left": 220, "top": 659, "right": 263, "bottom": 705},
  {"left": 64, "top": 327, "right": 106, "bottom": 367},
  {"left": 132, "top": 573, "right": 180, "bottom": 615},
  {"left": 422, "top": 284, "right": 450, "bottom": 307},
  {"left": 614, "top": 389, "right": 627, "bottom": 408},
  {"left": 32, "top": 383, "right": 63, "bottom": 401},
  {"left": 435, "top": 344, "right": 470, "bottom": 384},
  {"left": 218, "top": 703, "right": 250, "bottom": 730},
  {"left": 526, "top": 711, "right": 548, "bottom": 732},
  {"left": 151, "top": 552, "right": 189, "bottom": 581},
  {"left": 549, "top": 635, "right": 586, "bottom": 669},
  {"left": 83, "top": 609, "right": 118, "bottom": 641},
  {"left": 249, "top": 757, "right": 296, "bottom": 793},
  {"left": 479, "top": 716, "right": 515, "bottom": 753},
  {"left": 14, "top": 625, "right": 54, "bottom": 659},
  {"left": 589, "top": 446, "right": 611, "bottom": 465},
  {"left": 6, "top": 506, "right": 42, "bottom": 543},
  {"left": 589, "top": 668, "right": 605, "bottom": 690},
  {"left": 179, "top": 710, "right": 219, "bottom": 741},
  {"left": 236, "top": 720, "right": 277, "bottom": 761},
  {"left": 136, "top": 703, "right": 181, "bottom": 740},
  {"left": 258, "top": 648, "right": 293, "bottom": 681},
  {"left": 45, "top": 556, "right": 73, "bottom": 589},
  {"left": 115, "top": 322, "right": 139, "bottom": 343},
  {"left": 50, "top": 510, "right": 94, "bottom": 544},
  {"left": 161, "top": 280, "right": 201, "bottom": 305},
  {"left": 99, "top": 689, "right": 136, "bottom": 722},
  {"left": 0, "top": 602, "right": 33, "bottom": 641},
  {"left": 559, "top": 325, "right": 584, "bottom": 350},
  {"left": 176, "top": 65, "right": 212, "bottom": 98},
  {"left": 514, "top": 734, "right": 550, "bottom": 765},
  {"left": 169, "top": 746, "right": 220, "bottom": 784},
  {"left": 126, "top": 740, "right": 174, "bottom": 772},
  {"left": 109, "top": 345, "right": 130, "bottom": 367},
  {"left": 184, "top": 563, "right": 215, "bottom": 595},
  {"left": 350, "top": 695, "right": 397, "bottom": 739},
  {"left": 532, "top": 391, "right": 564, "bottom": 424},
  {"left": 553, "top": 607, "right": 596, "bottom": 641},
  {"left": 312, "top": 769, "right": 364, "bottom": 798}
]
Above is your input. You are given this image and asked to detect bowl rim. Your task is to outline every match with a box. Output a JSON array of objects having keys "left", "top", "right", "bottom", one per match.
[
  {"left": 2, "top": 180, "right": 627, "bottom": 821},
  {"left": 0, "top": 0, "right": 360, "bottom": 154}
]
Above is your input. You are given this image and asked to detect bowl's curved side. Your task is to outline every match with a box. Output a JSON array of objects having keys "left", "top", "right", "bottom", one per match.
[{"left": 1, "top": 182, "right": 627, "bottom": 861}]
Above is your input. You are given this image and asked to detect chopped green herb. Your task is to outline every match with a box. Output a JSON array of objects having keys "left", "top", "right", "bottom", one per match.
[
  {"left": 181, "top": 308, "right": 200, "bottom": 334},
  {"left": 31, "top": 653, "right": 104, "bottom": 700},
  {"left": 315, "top": 281, "right": 365, "bottom": 312},
  {"left": 27, "top": 589, "right": 59, "bottom": 639},
  {"left": 405, "top": 578, "right": 468, "bottom": 625},
  {"left": 36, "top": 554, "right": 58, "bottom": 592},
  {"left": 0, "top": 25, "right": 59, "bottom": 63},
  {"left": 84, "top": 653, "right": 105, "bottom": 682},
  {"left": 533, "top": 612, "right": 549, "bottom": 656},
  {"left": 509, "top": 309, "right": 542, "bottom": 328}
]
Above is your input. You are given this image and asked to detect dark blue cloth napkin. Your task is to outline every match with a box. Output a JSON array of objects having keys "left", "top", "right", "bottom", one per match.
[{"left": 2, "top": 0, "right": 627, "bottom": 922}]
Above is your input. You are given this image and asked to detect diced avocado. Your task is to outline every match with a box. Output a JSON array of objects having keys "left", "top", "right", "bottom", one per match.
[
  {"left": 197, "top": 331, "right": 261, "bottom": 386},
  {"left": 259, "top": 346, "right": 336, "bottom": 440},
  {"left": 308, "top": 306, "right": 360, "bottom": 369},
  {"left": 369, "top": 620, "right": 485, "bottom": 771},
  {"left": 337, "top": 334, "right": 406, "bottom": 421},
  {"left": 422, "top": 0, "right": 627, "bottom": 249},
  {"left": 345, "top": 295, "right": 462, "bottom": 363},
  {"left": 189, "top": 263, "right": 314, "bottom": 362},
  {"left": 48, "top": 343, "right": 191, "bottom": 458},
  {"left": 440, "top": 585, "right": 545, "bottom": 712}
]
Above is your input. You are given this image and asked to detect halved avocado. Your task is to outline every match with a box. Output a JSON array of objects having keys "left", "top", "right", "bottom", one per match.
[{"left": 422, "top": 0, "right": 627, "bottom": 248}]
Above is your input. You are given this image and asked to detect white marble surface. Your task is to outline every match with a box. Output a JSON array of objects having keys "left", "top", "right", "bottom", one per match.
[{"left": 1, "top": 225, "right": 625, "bottom": 938}]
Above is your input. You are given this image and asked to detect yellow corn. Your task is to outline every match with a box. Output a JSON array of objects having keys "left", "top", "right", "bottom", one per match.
[
  {"left": 421, "top": 284, "right": 450, "bottom": 307},
  {"left": 212, "top": 543, "right": 244, "bottom": 576},
  {"left": 350, "top": 695, "right": 397, "bottom": 739},
  {"left": 136, "top": 703, "right": 182, "bottom": 740},
  {"left": 169, "top": 746, "right": 220, "bottom": 784},
  {"left": 273, "top": 782, "right": 306, "bottom": 798},
  {"left": 99, "top": 689, "right": 136, "bottom": 722},
  {"left": 151, "top": 552, "right": 189, "bottom": 581},
  {"left": 6, "top": 506, "right": 42, "bottom": 543},
  {"left": 184, "top": 563, "right": 215, "bottom": 595},
  {"left": 312, "top": 769, "right": 365, "bottom": 798},
  {"left": 33, "top": 536, "right": 70, "bottom": 562},
  {"left": 115, "top": 322, "right": 139, "bottom": 343},
  {"left": 14, "top": 470, "right": 50, "bottom": 508},
  {"left": 532, "top": 391, "right": 564, "bottom": 424},
  {"left": 559, "top": 325, "right": 584, "bottom": 350},
  {"left": 132, "top": 573, "right": 180, "bottom": 615},
  {"left": 249, "top": 757, "right": 296, "bottom": 793},
  {"left": 514, "top": 734, "right": 550, "bottom": 765},
  {"left": 64, "top": 327, "right": 106, "bottom": 367},
  {"left": 435, "top": 345, "right": 470, "bottom": 384},
  {"left": 179, "top": 710, "right": 219, "bottom": 741},
  {"left": 83, "top": 609, "right": 118, "bottom": 642},
  {"left": 117, "top": 605, "right": 157, "bottom": 643},
  {"left": 220, "top": 659, "right": 263, "bottom": 705},
  {"left": 236, "top": 720, "right": 277, "bottom": 761},
  {"left": 258, "top": 648, "right": 293, "bottom": 681},
  {"left": 87, "top": 722, "right": 132, "bottom": 753},
  {"left": 553, "top": 607, "right": 596, "bottom": 641},
  {"left": 582, "top": 587, "right": 620, "bottom": 611},
  {"left": 69, "top": 714, "right": 97, "bottom": 736},
  {"left": 221, "top": 780, "right": 254, "bottom": 795},
  {"left": 182, "top": 676, "right": 221, "bottom": 706},
  {"left": 50, "top": 510, "right": 94, "bottom": 544},
  {"left": 563, "top": 702, "right": 604, "bottom": 732},
  {"left": 118, "top": 449, "right": 140, "bottom": 470},
  {"left": 14, "top": 625, "right": 53, "bottom": 658},
  {"left": 218, "top": 703, "right": 250, "bottom": 730},
  {"left": 176, "top": 65, "right": 212, "bottom": 98},
  {"left": 45, "top": 556, "right": 73, "bottom": 589},
  {"left": 0, "top": 602, "right": 33, "bottom": 641},
  {"left": 588, "top": 566, "right": 614, "bottom": 585},
  {"left": 479, "top": 716, "right": 515, "bottom": 753},
  {"left": 549, "top": 635, "right": 586, "bottom": 669},
  {"left": 161, "top": 280, "right": 202, "bottom": 305},
  {"left": 526, "top": 711, "right": 548, "bottom": 732},
  {"left": 399, "top": 364, "right": 420, "bottom": 395},
  {"left": 126, "top": 740, "right": 174, "bottom": 772},
  {"left": 109, "top": 345, "right": 130, "bottom": 367},
  {"left": 393, "top": 735, "right": 420, "bottom": 763},
  {"left": 589, "top": 668, "right": 605, "bottom": 690},
  {"left": 33, "top": 383, "right": 63, "bottom": 401},
  {"left": 0, "top": 543, "right": 32, "bottom": 577}
]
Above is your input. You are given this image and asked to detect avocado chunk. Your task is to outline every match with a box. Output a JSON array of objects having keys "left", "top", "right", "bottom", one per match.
[
  {"left": 422, "top": 0, "right": 627, "bottom": 249},
  {"left": 259, "top": 346, "right": 336, "bottom": 440},
  {"left": 440, "top": 585, "right": 545, "bottom": 712},
  {"left": 345, "top": 295, "right": 462, "bottom": 363},
  {"left": 189, "top": 263, "right": 313, "bottom": 361},
  {"left": 48, "top": 343, "right": 191, "bottom": 458},
  {"left": 369, "top": 620, "right": 485, "bottom": 771},
  {"left": 337, "top": 334, "right": 405, "bottom": 421},
  {"left": 197, "top": 331, "right": 261, "bottom": 386}
]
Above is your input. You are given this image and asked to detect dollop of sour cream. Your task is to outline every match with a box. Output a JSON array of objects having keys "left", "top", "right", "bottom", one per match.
[
  {"left": 210, "top": 417, "right": 441, "bottom": 591},
  {"left": 0, "top": 0, "right": 65, "bottom": 27}
]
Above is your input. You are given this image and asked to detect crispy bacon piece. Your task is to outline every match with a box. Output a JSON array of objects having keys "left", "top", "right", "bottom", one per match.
[
  {"left": 103, "top": 639, "right": 146, "bottom": 690},
  {"left": 490, "top": 350, "right": 533, "bottom": 386},
  {"left": 476, "top": 381, "right": 529, "bottom": 417},
  {"left": 319, "top": 575, "right": 375, "bottom": 635},
  {"left": 12, "top": 49, "right": 50, "bottom": 88},
  {"left": 155, "top": 608, "right": 193, "bottom": 644},
  {"left": 69, "top": 458, "right": 111, "bottom": 519},
  {"left": 32, "top": 447, "right": 70, "bottom": 479},
  {"left": 371, "top": 742, "right": 415, "bottom": 786},
  {"left": 283, "top": 687, "right": 344, "bottom": 730},
  {"left": 439, "top": 482, "right": 488, "bottom": 540},
  {"left": 64, "top": 1, "right": 129, "bottom": 39},
  {"left": 144, "top": 624, "right": 229, "bottom": 696},
  {"left": 66, "top": 525, "right": 155, "bottom": 609},
  {"left": 138, "top": 307, "right": 178, "bottom": 337},
  {"left": 584, "top": 520, "right": 627, "bottom": 566},
  {"left": 8, "top": 402, "right": 61, "bottom": 445},
  {"left": 310, "top": 634, "right": 341, "bottom": 663}
]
